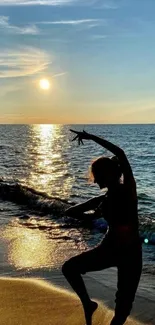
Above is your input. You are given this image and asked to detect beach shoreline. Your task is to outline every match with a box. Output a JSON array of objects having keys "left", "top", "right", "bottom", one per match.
[
  {"left": 0, "top": 266, "right": 154, "bottom": 325},
  {"left": 0, "top": 274, "right": 154, "bottom": 325}
]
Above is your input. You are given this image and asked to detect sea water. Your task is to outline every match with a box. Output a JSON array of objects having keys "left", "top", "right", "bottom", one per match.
[{"left": 0, "top": 124, "right": 154, "bottom": 276}]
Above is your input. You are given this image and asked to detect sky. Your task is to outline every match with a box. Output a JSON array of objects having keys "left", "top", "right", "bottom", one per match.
[{"left": 0, "top": 0, "right": 155, "bottom": 123}]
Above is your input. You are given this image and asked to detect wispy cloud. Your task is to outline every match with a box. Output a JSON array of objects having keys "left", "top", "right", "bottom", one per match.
[
  {"left": 0, "top": 0, "right": 121, "bottom": 7},
  {"left": 38, "top": 18, "right": 106, "bottom": 31},
  {"left": 90, "top": 0, "right": 120, "bottom": 9},
  {"left": 0, "top": 16, "right": 39, "bottom": 34},
  {"left": 0, "top": 0, "right": 73, "bottom": 5},
  {"left": 52, "top": 72, "right": 67, "bottom": 77},
  {"left": 39, "top": 19, "right": 101, "bottom": 26},
  {"left": 91, "top": 34, "right": 107, "bottom": 40},
  {"left": 0, "top": 47, "right": 50, "bottom": 78}
]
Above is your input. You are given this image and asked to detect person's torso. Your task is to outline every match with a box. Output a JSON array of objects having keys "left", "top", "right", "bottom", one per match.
[{"left": 101, "top": 183, "right": 139, "bottom": 231}]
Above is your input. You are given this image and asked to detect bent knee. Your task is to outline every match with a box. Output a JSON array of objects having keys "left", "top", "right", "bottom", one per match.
[
  {"left": 62, "top": 258, "right": 76, "bottom": 275},
  {"left": 62, "top": 256, "right": 86, "bottom": 276}
]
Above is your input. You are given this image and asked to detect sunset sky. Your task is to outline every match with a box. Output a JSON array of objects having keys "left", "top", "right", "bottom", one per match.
[{"left": 1, "top": 0, "right": 155, "bottom": 124}]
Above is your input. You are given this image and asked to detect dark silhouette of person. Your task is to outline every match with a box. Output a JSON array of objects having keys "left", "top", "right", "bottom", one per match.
[{"left": 62, "top": 130, "right": 142, "bottom": 325}]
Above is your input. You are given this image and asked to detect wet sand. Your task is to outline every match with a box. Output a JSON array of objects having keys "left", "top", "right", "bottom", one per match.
[{"left": 0, "top": 269, "right": 154, "bottom": 325}]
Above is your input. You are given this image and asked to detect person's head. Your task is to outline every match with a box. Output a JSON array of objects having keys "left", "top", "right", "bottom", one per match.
[{"left": 90, "top": 156, "right": 122, "bottom": 189}]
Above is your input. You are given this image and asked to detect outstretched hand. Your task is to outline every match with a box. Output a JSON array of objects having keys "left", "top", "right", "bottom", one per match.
[{"left": 70, "top": 129, "right": 91, "bottom": 145}]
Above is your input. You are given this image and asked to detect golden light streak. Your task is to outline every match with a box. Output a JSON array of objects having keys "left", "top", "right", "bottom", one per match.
[{"left": 24, "top": 124, "right": 74, "bottom": 198}]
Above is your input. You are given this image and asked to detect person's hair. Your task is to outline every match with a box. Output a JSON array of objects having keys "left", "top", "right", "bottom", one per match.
[{"left": 89, "top": 155, "right": 122, "bottom": 183}]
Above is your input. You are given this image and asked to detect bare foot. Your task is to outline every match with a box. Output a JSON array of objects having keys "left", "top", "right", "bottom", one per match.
[{"left": 83, "top": 300, "right": 98, "bottom": 325}]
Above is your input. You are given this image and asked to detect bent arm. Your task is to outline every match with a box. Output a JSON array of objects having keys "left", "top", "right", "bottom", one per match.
[
  {"left": 65, "top": 195, "right": 105, "bottom": 217},
  {"left": 90, "top": 134, "right": 136, "bottom": 197}
]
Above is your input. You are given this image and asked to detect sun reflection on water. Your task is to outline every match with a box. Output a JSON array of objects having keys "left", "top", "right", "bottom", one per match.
[
  {"left": 25, "top": 124, "right": 74, "bottom": 198},
  {"left": 0, "top": 223, "right": 73, "bottom": 270},
  {"left": 39, "top": 124, "right": 55, "bottom": 139}
]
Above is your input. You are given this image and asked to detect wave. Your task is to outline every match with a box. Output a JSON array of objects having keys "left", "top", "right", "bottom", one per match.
[
  {"left": 142, "top": 264, "right": 155, "bottom": 275},
  {"left": 138, "top": 215, "right": 155, "bottom": 245},
  {"left": 0, "top": 179, "right": 155, "bottom": 245},
  {"left": 0, "top": 178, "right": 70, "bottom": 216},
  {"left": 138, "top": 192, "right": 155, "bottom": 202}
]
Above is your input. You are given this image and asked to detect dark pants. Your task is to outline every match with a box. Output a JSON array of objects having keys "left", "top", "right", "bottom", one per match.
[{"left": 62, "top": 234, "right": 142, "bottom": 325}]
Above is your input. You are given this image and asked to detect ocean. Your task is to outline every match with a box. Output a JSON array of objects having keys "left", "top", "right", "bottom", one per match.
[{"left": 0, "top": 124, "right": 155, "bottom": 277}]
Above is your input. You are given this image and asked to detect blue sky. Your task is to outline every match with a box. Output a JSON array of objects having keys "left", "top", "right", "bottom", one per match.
[{"left": 0, "top": 0, "right": 155, "bottom": 123}]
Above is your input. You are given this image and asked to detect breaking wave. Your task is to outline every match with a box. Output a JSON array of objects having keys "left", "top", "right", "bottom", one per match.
[{"left": 0, "top": 179, "right": 155, "bottom": 245}]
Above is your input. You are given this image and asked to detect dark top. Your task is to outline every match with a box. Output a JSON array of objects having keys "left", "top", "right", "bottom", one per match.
[{"left": 102, "top": 183, "right": 139, "bottom": 236}]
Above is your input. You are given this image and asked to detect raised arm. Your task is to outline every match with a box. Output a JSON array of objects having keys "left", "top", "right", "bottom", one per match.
[
  {"left": 91, "top": 134, "right": 135, "bottom": 186},
  {"left": 70, "top": 130, "right": 136, "bottom": 198}
]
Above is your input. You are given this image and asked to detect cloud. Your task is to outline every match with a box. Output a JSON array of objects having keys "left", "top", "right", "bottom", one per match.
[
  {"left": 78, "top": 0, "right": 119, "bottom": 9},
  {"left": 0, "top": 47, "right": 50, "bottom": 78},
  {"left": 40, "top": 19, "right": 101, "bottom": 26},
  {"left": 38, "top": 18, "right": 106, "bottom": 30},
  {"left": 95, "top": 2, "right": 118, "bottom": 9},
  {"left": 0, "top": 0, "right": 120, "bottom": 7},
  {"left": 0, "top": 0, "right": 74, "bottom": 5},
  {"left": 0, "top": 16, "right": 39, "bottom": 34},
  {"left": 52, "top": 72, "right": 67, "bottom": 77},
  {"left": 91, "top": 34, "right": 107, "bottom": 39}
]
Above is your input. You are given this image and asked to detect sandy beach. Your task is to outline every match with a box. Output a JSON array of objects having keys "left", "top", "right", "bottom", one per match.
[
  {"left": 0, "top": 267, "right": 154, "bottom": 325},
  {"left": 0, "top": 277, "right": 147, "bottom": 325}
]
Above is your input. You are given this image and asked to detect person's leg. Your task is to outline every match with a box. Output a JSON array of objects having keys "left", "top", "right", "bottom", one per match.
[
  {"left": 110, "top": 244, "right": 142, "bottom": 325},
  {"left": 62, "top": 241, "right": 116, "bottom": 325}
]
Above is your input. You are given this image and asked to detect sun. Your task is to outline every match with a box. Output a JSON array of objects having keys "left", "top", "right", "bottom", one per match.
[{"left": 39, "top": 79, "right": 50, "bottom": 90}]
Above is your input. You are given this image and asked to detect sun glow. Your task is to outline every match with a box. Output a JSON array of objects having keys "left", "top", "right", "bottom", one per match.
[{"left": 39, "top": 79, "right": 50, "bottom": 90}]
